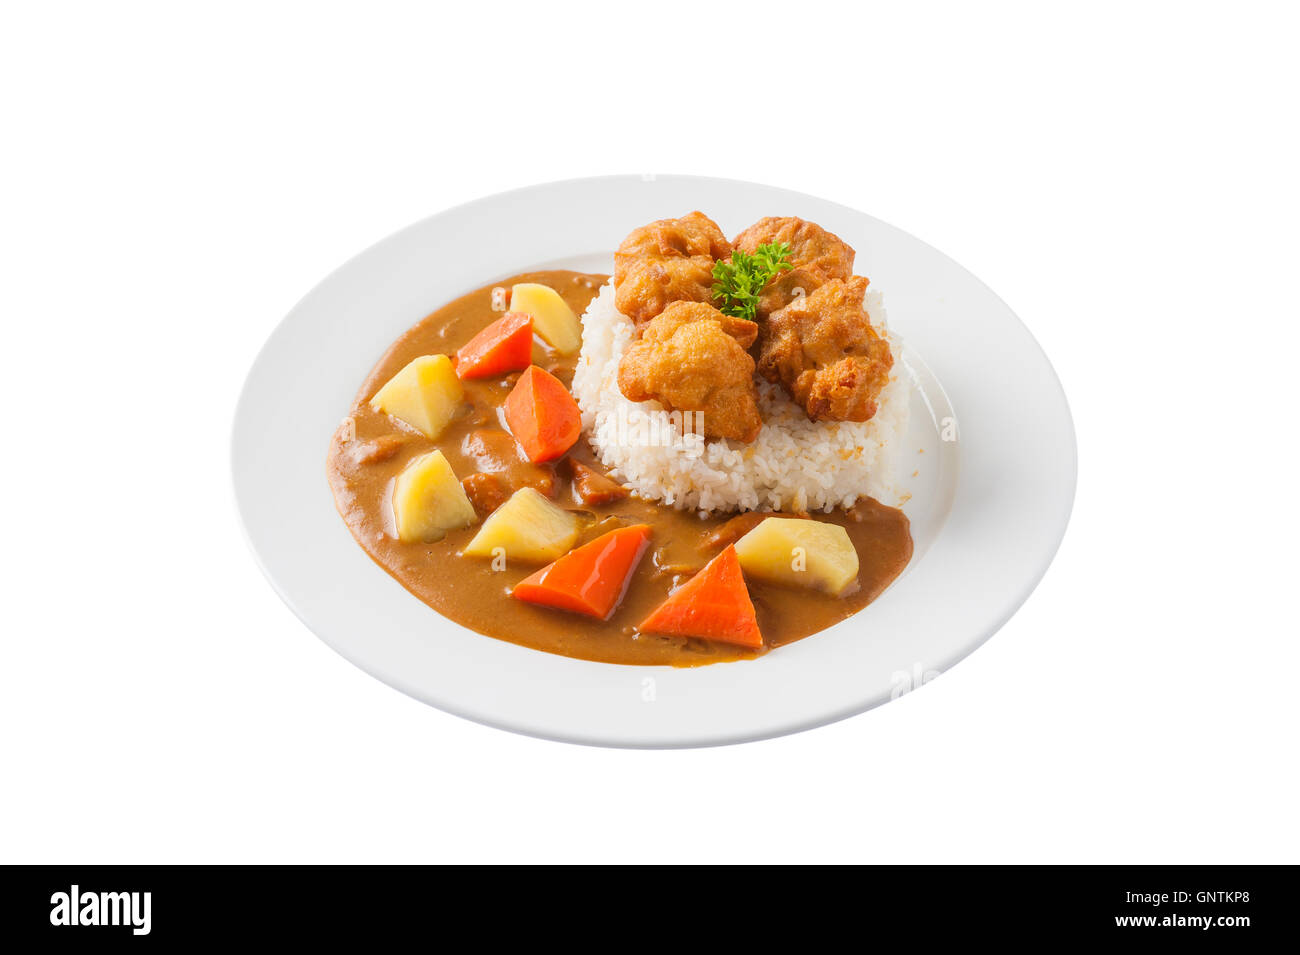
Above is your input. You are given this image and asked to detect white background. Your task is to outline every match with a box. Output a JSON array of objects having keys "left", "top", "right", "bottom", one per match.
[{"left": 3, "top": 2, "right": 1296, "bottom": 863}]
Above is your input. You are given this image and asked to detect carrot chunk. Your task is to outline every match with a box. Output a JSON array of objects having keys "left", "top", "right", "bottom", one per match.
[
  {"left": 455, "top": 312, "right": 534, "bottom": 380},
  {"left": 638, "top": 545, "right": 763, "bottom": 648},
  {"left": 512, "top": 524, "right": 652, "bottom": 620},
  {"left": 504, "top": 365, "right": 582, "bottom": 463}
]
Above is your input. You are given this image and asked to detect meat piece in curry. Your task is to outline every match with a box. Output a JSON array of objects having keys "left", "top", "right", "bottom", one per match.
[
  {"left": 732, "top": 216, "right": 856, "bottom": 320},
  {"left": 613, "top": 211, "right": 732, "bottom": 329},
  {"left": 461, "top": 471, "right": 510, "bottom": 516},
  {"left": 460, "top": 427, "right": 557, "bottom": 497},
  {"left": 758, "top": 275, "right": 894, "bottom": 422},
  {"left": 617, "top": 301, "right": 763, "bottom": 443},
  {"left": 700, "top": 511, "right": 781, "bottom": 552},
  {"left": 569, "top": 459, "right": 629, "bottom": 506},
  {"left": 347, "top": 433, "right": 407, "bottom": 466}
]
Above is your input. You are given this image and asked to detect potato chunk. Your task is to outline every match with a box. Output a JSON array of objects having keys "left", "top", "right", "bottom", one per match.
[
  {"left": 510, "top": 283, "right": 581, "bottom": 355},
  {"left": 733, "top": 517, "right": 859, "bottom": 596},
  {"left": 392, "top": 450, "right": 477, "bottom": 543},
  {"left": 462, "top": 487, "right": 581, "bottom": 562},
  {"left": 369, "top": 354, "right": 462, "bottom": 439}
]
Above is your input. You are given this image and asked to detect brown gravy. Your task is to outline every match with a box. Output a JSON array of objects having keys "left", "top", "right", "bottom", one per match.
[{"left": 327, "top": 270, "right": 912, "bottom": 666}]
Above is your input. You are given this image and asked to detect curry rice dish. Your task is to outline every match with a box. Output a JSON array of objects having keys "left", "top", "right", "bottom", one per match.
[{"left": 327, "top": 212, "right": 913, "bottom": 666}]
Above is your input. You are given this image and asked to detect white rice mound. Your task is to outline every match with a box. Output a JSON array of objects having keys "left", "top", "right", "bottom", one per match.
[{"left": 571, "top": 281, "right": 910, "bottom": 514}]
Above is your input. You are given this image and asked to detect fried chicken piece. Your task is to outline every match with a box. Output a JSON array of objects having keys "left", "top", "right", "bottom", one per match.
[
  {"left": 615, "top": 255, "right": 716, "bottom": 329},
  {"left": 758, "top": 276, "right": 893, "bottom": 422},
  {"left": 733, "top": 216, "right": 855, "bottom": 281},
  {"left": 618, "top": 302, "right": 763, "bottom": 443},
  {"left": 637, "top": 300, "right": 758, "bottom": 350},
  {"left": 732, "top": 217, "right": 856, "bottom": 320},
  {"left": 619, "top": 210, "right": 732, "bottom": 261},
  {"left": 614, "top": 211, "right": 732, "bottom": 329}
]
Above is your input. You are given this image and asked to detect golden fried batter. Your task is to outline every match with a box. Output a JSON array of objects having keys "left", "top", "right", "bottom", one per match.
[
  {"left": 618, "top": 302, "right": 763, "bottom": 443},
  {"left": 758, "top": 276, "right": 893, "bottom": 422},
  {"left": 614, "top": 211, "right": 732, "bottom": 329},
  {"left": 637, "top": 300, "right": 758, "bottom": 350},
  {"left": 732, "top": 216, "right": 856, "bottom": 319}
]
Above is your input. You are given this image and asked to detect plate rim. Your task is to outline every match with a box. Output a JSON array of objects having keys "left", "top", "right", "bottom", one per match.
[{"left": 231, "top": 173, "right": 1077, "bottom": 748}]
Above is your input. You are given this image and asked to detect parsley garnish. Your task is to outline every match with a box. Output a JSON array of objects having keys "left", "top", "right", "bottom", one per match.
[{"left": 711, "top": 241, "right": 793, "bottom": 321}]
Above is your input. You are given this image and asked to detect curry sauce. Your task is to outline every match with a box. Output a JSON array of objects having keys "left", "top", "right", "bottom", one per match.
[{"left": 327, "top": 270, "right": 912, "bottom": 666}]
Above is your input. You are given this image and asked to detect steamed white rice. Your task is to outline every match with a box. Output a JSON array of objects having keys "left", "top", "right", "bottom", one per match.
[{"left": 571, "top": 281, "right": 910, "bottom": 514}]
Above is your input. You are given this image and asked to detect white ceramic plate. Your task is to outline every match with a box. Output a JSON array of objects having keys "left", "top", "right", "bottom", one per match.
[{"left": 232, "top": 175, "right": 1076, "bottom": 748}]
